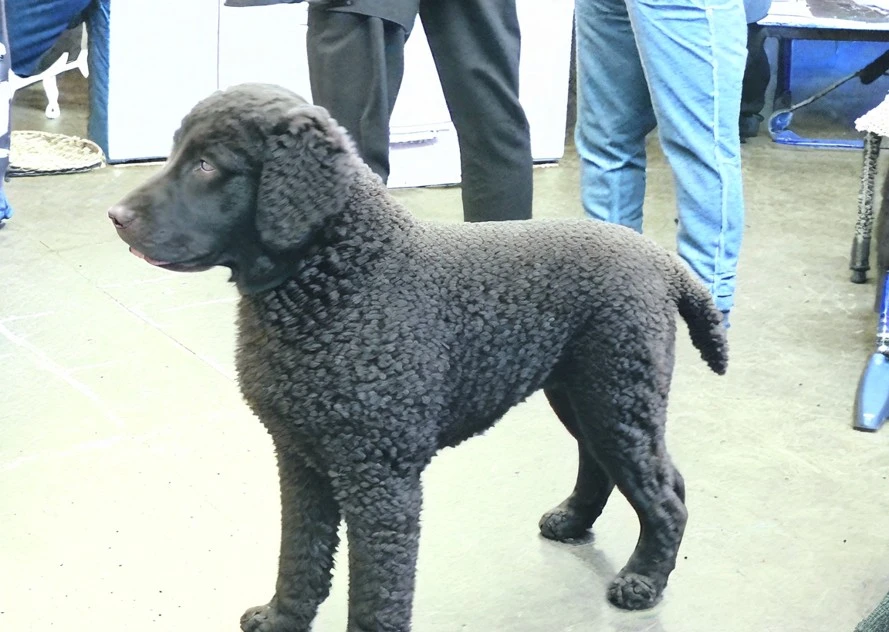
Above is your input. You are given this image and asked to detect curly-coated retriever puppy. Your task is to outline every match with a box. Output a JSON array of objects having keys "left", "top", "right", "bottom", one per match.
[{"left": 109, "top": 83, "right": 728, "bottom": 632}]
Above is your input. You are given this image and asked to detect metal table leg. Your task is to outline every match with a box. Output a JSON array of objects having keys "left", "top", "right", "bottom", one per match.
[{"left": 851, "top": 131, "right": 881, "bottom": 283}]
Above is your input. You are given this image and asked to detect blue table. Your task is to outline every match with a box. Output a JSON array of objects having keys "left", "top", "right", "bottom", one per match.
[{"left": 759, "top": 0, "right": 889, "bottom": 149}]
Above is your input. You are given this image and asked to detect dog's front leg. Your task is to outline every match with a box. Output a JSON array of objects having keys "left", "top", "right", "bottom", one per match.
[
  {"left": 339, "top": 468, "right": 423, "bottom": 632},
  {"left": 241, "top": 452, "right": 341, "bottom": 632}
]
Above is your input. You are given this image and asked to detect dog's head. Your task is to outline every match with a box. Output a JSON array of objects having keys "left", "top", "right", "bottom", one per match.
[{"left": 109, "top": 83, "right": 365, "bottom": 294}]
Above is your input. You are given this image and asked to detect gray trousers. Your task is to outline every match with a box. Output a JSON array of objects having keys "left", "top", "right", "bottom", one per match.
[{"left": 307, "top": 0, "right": 533, "bottom": 222}]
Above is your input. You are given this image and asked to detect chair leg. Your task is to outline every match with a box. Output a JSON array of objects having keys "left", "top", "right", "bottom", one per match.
[
  {"left": 852, "top": 131, "right": 882, "bottom": 284},
  {"left": 854, "top": 271, "right": 889, "bottom": 431},
  {"left": 43, "top": 72, "right": 60, "bottom": 119}
]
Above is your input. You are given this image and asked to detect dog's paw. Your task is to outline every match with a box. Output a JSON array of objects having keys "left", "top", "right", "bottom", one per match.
[
  {"left": 538, "top": 503, "right": 594, "bottom": 543},
  {"left": 606, "top": 572, "right": 664, "bottom": 611},
  {"left": 240, "top": 603, "right": 305, "bottom": 632}
]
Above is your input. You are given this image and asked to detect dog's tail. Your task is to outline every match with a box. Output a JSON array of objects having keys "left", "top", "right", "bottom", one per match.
[{"left": 670, "top": 257, "right": 728, "bottom": 375}]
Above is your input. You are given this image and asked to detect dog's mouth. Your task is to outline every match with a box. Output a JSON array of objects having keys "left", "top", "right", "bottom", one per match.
[
  {"left": 129, "top": 246, "right": 171, "bottom": 267},
  {"left": 128, "top": 246, "right": 213, "bottom": 272}
]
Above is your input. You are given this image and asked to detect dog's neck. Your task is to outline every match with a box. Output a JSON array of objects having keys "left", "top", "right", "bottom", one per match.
[
  {"left": 227, "top": 244, "right": 304, "bottom": 295},
  {"left": 231, "top": 173, "right": 412, "bottom": 296}
]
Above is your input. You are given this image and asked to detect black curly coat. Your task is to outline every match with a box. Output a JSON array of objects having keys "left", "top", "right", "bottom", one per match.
[{"left": 109, "top": 84, "right": 728, "bottom": 632}]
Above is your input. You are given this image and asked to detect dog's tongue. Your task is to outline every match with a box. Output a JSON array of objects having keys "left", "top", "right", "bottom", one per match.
[{"left": 129, "top": 246, "right": 170, "bottom": 267}]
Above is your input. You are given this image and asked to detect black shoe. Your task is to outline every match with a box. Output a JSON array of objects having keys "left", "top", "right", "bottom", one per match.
[{"left": 739, "top": 113, "right": 764, "bottom": 141}]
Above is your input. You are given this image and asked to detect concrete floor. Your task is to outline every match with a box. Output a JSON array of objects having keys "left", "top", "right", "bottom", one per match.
[{"left": 3, "top": 61, "right": 889, "bottom": 632}]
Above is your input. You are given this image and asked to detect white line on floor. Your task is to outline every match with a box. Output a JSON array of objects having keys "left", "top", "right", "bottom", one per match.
[{"left": 0, "top": 320, "right": 125, "bottom": 429}]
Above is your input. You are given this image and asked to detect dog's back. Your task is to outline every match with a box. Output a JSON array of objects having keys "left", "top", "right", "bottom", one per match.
[{"left": 415, "top": 217, "right": 728, "bottom": 376}]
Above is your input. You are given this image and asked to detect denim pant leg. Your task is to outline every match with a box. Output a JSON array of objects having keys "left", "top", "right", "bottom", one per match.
[
  {"left": 628, "top": 0, "right": 747, "bottom": 312},
  {"left": 574, "top": 0, "right": 657, "bottom": 232}
]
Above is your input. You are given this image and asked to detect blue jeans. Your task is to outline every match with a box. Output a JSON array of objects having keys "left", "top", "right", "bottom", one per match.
[
  {"left": 6, "top": 0, "right": 90, "bottom": 76},
  {"left": 575, "top": 0, "right": 747, "bottom": 313}
]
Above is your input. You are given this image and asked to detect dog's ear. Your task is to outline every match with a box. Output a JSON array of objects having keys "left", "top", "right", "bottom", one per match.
[{"left": 255, "top": 105, "right": 355, "bottom": 252}]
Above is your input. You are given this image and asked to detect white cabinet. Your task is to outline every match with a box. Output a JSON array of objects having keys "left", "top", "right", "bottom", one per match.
[{"left": 517, "top": 0, "right": 575, "bottom": 162}]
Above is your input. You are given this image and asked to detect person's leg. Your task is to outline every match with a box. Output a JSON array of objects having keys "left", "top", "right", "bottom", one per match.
[
  {"left": 5, "top": 0, "right": 90, "bottom": 77},
  {"left": 740, "top": 23, "right": 770, "bottom": 139},
  {"left": 0, "top": 0, "right": 12, "bottom": 221},
  {"left": 306, "top": 9, "right": 409, "bottom": 183},
  {"left": 573, "top": 0, "right": 657, "bottom": 232},
  {"left": 419, "top": 0, "right": 532, "bottom": 222},
  {"left": 628, "top": 0, "right": 747, "bottom": 313}
]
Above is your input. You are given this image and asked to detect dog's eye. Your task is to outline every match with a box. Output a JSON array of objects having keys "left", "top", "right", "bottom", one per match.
[{"left": 198, "top": 159, "right": 216, "bottom": 173}]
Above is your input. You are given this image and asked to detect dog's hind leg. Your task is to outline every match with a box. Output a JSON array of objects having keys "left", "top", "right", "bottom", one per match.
[
  {"left": 337, "top": 466, "right": 424, "bottom": 632},
  {"left": 590, "top": 433, "right": 687, "bottom": 612},
  {"left": 572, "top": 398, "right": 686, "bottom": 610},
  {"left": 241, "top": 453, "right": 341, "bottom": 632},
  {"left": 591, "top": 432, "right": 687, "bottom": 611},
  {"left": 564, "top": 336, "right": 686, "bottom": 611},
  {"left": 539, "top": 385, "right": 614, "bottom": 542}
]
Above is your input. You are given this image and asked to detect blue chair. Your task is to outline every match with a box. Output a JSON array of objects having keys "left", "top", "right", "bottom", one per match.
[
  {"left": 854, "top": 165, "right": 889, "bottom": 431},
  {"left": 854, "top": 271, "right": 889, "bottom": 431}
]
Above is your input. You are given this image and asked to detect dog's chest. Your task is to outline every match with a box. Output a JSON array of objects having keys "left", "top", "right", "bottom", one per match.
[
  {"left": 233, "top": 289, "right": 420, "bottom": 422},
  {"left": 236, "top": 312, "right": 336, "bottom": 423}
]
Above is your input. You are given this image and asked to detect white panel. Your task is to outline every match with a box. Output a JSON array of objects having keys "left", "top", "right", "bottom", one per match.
[
  {"left": 389, "top": 21, "right": 452, "bottom": 132},
  {"left": 518, "top": 0, "right": 575, "bottom": 162},
  {"left": 105, "top": 0, "right": 220, "bottom": 162},
  {"left": 387, "top": 128, "right": 462, "bottom": 189},
  {"left": 388, "top": 20, "right": 460, "bottom": 189},
  {"left": 218, "top": 3, "right": 312, "bottom": 98}
]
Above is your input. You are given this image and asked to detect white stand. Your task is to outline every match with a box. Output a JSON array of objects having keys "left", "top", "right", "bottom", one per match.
[{"left": 9, "top": 47, "right": 89, "bottom": 119}]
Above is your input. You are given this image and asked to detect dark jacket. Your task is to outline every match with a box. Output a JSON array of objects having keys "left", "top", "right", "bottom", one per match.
[{"left": 224, "top": 0, "right": 419, "bottom": 32}]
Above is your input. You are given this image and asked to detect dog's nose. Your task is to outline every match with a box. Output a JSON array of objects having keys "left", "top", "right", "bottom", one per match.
[{"left": 108, "top": 204, "right": 135, "bottom": 229}]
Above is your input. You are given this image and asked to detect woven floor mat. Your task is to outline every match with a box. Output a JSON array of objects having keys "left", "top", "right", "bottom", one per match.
[{"left": 8, "top": 130, "right": 105, "bottom": 177}]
